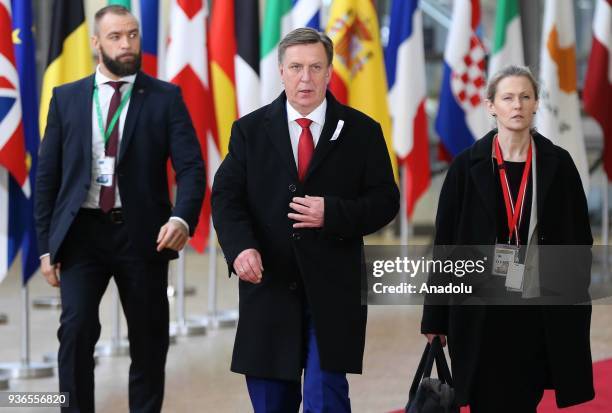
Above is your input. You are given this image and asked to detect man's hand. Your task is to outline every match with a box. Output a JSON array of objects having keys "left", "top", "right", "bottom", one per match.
[
  {"left": 424, "top": 333, "right": 447, "bottom": 347},
  {"left": 233, "top": 248, "right": 263, "bottom": 284},
  {"left": 41, "top": 255, "right": 61, "bottom": 287},
  {"left": 288, "top": 195, "right": 324, "bottom": 228},
  {"left": 157, "top": 220, "right": 189, "bottom": 252}
]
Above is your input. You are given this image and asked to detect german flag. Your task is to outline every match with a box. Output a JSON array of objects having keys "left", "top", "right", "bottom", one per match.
[{"left": 39, "top": 0, "right": 92, "bottom": 137}]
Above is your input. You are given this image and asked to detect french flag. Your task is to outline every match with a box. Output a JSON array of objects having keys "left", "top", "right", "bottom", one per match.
[
  {"left": 385, "top": 0, "right": 430, "bottom": 219},
  {"left": 435, "top": 0, "right": 489, "bottom": 158}
]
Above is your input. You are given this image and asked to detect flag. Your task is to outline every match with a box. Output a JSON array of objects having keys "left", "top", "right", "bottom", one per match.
[
  {"left": 326, "top": 0, "right": 398, "bottom": 179},
  {"left": 209, "top": 0, "right": 237, "bottom": 158},
  {"left": 235, "top": 0, "right": 260, "bottom": 117},
  {"left": 108, "top": 0, "right": 161, "bottom": 77},
  {"left": 166, "top": 0, "right": 219, "bottom": 252},
  {"left": 210, "top": 0, "right": 260, "bottom": 157},
  {"left": 0, "top": 0, "right": 29, "bottom": 282},
  {"left": 39, "top": 0, "right": 92, "bottom": 137},
  {"left": 584, "top": 0, "right": 612, "bottom": 180},
  {"left": 435, "top": 0, "right": 488, "bottom": 158},
  {"left": 537, "top": 0, "right": 589, "bottom": 193},
  {"left": 11, "top": 0, "right": 39, "bottom": 284},
  {"left": 489, "top": 0, "right": 524, "bottom": 76},
  {"left": 385, "top": 0, "right": 430, "bottom": 219},
  {"left": 260, "top": 0, "right": 322, "bottom": 106}
]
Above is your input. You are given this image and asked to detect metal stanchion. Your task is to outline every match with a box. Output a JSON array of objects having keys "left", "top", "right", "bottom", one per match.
[
  {"left": 95, "top": 281, "right": 129, "bottom": 357},
  {"left": 0, "top": 285, "right": 54, "bottom": 379},
  {"left": 191, "top": 223, "right": 238, "bottom": 329},
  {"left": 169, "top": 250, "right": 207, "bottom": 336},
  {"left": 0, "top": 313, "right": 7, "bottom": 324},
  {"left": 0, "top": 374, "right": 8, "bottom": 390},
  {"left": 32, "top": 292, "right": 61, "bottom": 309},
  {"left": 167, "top": 284, "right": 196, "bottom": 298}
]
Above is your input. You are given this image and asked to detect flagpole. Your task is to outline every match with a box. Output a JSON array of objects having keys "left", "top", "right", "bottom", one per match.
[
  {"left": 192, "top": 221, "right": 238, "bottom": 329},
  {"left": 603, "top": 171, "right": 609, "bottom": 247},
  {"left": 0, "top": 284, "right": 54, "bottom": 379},
  {"left": 170, "top": 250, "right": 207, "bottom": 336}
]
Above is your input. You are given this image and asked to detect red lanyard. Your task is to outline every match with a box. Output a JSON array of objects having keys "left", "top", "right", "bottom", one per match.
[{"left": 494, "top": 136, "right": 532, "bottom": 245}]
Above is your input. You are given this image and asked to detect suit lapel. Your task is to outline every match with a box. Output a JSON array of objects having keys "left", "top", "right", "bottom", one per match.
[
  {"left": 303, "top": 93, "right": 343, "bottom": 182},
  {"left": 264, "top": 93, "right": 299, "bottom": 180},
  {"left": 118, "top": 72, "right": 148, "bottom": 163},
  {"left": 79, "top": 75, "right": 95, "bottom": 178}
]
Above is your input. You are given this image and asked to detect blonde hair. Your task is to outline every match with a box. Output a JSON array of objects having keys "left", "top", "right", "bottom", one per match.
[{"left": 486, "top": 65, "right": 539, "bottom": 101}]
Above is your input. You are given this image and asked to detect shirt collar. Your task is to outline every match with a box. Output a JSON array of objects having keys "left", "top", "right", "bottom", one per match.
[
  {"left": 95, "top": 64, "right": 137, "bottom": 87},
  {"left": 286, "top": 98, "right": 327, "bottom": 127}
]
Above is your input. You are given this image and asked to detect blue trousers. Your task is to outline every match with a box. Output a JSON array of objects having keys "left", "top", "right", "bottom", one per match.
[{"left": 246, "top": 310, "right": 351, "bottom": 413}]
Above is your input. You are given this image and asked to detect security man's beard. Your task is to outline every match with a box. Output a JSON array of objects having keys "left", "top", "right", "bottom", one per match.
[{"left": 101, "top": 47, "right": 142, "bottom": 77}]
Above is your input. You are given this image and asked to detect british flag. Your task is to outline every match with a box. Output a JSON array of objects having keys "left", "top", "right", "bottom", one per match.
[{"left": 0, "top": 0, "right": 29, "bottom": 282}]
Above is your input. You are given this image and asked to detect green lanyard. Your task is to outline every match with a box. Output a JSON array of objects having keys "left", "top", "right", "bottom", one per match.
[{"left": 93, "top": 83, "right": 133, "bottom": 146}]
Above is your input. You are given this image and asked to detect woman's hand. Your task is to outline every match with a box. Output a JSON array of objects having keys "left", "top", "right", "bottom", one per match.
[{"left": 424, "top": 333, "right": 447, "bottom": 347}]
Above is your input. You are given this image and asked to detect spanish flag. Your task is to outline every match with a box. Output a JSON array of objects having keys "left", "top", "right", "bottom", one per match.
[
  {"left": 39, "top": 0, "right": 92, "bottom": 137},
  {"left": 326, "top": 0, "right": 398, "bottom": 180}
]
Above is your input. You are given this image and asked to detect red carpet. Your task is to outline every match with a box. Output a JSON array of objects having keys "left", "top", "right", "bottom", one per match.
[{"left": 391, "top": 358, "right": 612, "bottom": 413}]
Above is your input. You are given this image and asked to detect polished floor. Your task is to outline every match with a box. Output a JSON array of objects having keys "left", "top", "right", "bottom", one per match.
[{"left": 1, "top": 240, "right": 611, "bottom": 413}]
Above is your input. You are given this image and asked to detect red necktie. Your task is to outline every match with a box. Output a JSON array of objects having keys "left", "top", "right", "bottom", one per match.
[
  {"left": 99, "top": 81, "right": 125, "bottom": 212},
  {"left": 296, "top": 118, "right": 314, "bottom": 182}
]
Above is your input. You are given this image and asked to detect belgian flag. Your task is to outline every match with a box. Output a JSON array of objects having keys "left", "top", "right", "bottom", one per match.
[{"left": 39, "top": 0, "right": 93, "bottom": 137}]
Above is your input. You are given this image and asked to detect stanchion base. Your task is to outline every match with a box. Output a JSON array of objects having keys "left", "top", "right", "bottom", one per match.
[
  {"left": 95, "top": 340, "right": 130, "bottom": 357},
  {"left": 0, "top": 374, "right": 9, "bottom": 390},
  {"left": 42, "top": 352, "right": 98, "bottom": 366},
  {"left": 32, "top": 296, "right": 62, "bottom": 309},
  {"left": 169, "top": 330, "right": 177, "bottom": 345},
  {"left": 0, "top": 313, "right": 7, "bottom": 324},
  {"left": 0, "top": 362, "right": 54, "bottom": 379},
  {"left": 167, "top": 285, "right": 196, "bottom": 298},
  {"left": 169, "top": 320, "right": 207, "bottom": 337},
  {"left": 192, "top": 309, "right": 239, "bottom": 329}
]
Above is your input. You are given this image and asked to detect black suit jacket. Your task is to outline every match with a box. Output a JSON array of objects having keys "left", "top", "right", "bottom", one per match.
[
  {"left": 35, "top": 72, "right": 205, "bottom": 262},
  {"left": 421, "top": 130, "right": 594, "bottom": 407},
  {"left": 212, "top": 92, "right": 399, "bottom": 380}
]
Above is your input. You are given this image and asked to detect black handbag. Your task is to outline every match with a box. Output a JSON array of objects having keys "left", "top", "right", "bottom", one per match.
[{"left": 405, "top": 337, "right": 459, "bottom": 413}]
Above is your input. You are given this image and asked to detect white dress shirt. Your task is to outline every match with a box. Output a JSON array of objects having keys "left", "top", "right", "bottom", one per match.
[
  {"left": 286, "top": 99, "right": 327, "bottom": 166},
  {"left": 82, "top": 65, "right": 136, "bottom": 209}
]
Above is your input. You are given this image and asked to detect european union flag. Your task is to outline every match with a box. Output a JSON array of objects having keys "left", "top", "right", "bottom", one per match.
[{"left": 11, "top": 0, "right": 39, "bottom": 284}]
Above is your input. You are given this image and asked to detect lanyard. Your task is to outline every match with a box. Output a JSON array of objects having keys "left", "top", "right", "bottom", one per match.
[
  {"left": 93, "top": 83, "right": 132, "bottom": 146},
  {"left": 494, "top": 135, "right": 532, "bottom": 246}
]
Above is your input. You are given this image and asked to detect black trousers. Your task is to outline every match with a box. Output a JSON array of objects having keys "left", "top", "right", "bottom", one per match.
[
  {"left": 57, "top": 209, "right": 169, "bottom": 413},
  {"left": 469, "top": 306, "right": 549, "bottom": 413}
]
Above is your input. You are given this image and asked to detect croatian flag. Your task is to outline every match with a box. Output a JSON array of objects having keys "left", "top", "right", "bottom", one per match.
[
  {"left": 435, "top": 0, "right": 489, "bottom": 157},
  {"left": 0, "top": 0, "right": 29, "bottom": 282},
  {"left": 385, "top": 0, "right": 430, "bottom": 219}
]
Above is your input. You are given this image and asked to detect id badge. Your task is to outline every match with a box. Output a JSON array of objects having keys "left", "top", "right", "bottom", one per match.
[
  {"left": 98, "top": 157, "right": 115, "bottom": 175},
  {"left": 96, "top": 157, "right": 115, "bottom": 187},
  {"left": 505, "top": 262, "right": 525, "bottom": 291},
  {"left": 492, "top": 244, "right": 519, "bottom": 276}
]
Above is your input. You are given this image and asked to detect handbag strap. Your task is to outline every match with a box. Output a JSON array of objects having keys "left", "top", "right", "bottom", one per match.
[
  {"left": 408, "top": 341, "right": 433, "bottom": 399},
  {"left": 433, "top": 341, "right": 454, "bottom": 386},
  {"left": 409, "top": 337, "right": 454, "bottom": 398}
]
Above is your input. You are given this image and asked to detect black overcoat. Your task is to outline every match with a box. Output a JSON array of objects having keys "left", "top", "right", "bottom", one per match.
[
  {"left": 421, "top": 130, "right": 594, "bottom": 408},
  {"left": 212, "top": 91, "right": 399, "bottom": 380}
]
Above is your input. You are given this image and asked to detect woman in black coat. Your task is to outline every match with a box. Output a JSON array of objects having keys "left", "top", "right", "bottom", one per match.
[{"left": 421, "top": 65, "right": 594, "bottom": 412}]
